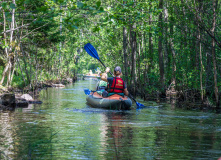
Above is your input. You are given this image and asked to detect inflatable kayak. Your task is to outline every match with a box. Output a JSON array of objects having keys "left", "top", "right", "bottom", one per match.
[{"left": 86, "top": 91, "right": 132, "bottom": 110}]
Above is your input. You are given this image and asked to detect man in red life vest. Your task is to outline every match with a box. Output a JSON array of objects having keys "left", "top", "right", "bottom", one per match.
[{"left": 101, "top": 66, "right": 129, "bottom": 96}]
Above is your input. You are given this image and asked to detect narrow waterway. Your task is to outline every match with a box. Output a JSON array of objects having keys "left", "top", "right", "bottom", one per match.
[{"left": 0, "top": 79, "right": 221, "bottom": 160}]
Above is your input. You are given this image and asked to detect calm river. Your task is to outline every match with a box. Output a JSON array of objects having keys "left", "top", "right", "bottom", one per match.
[{"left": 1, "top": 79, "right": 221, "bottom": 160}]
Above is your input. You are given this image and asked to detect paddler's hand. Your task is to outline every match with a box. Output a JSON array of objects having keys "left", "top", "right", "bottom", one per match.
[
  {"left": 105, "top": 67, "right": 110, "bottom": 73},
  {"left": 101, "top": 68, "right": 109, "bottom": 82}
]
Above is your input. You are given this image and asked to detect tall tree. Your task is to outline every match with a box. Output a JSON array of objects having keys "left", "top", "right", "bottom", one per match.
[
  {"left": 123, "top": 26, "right": 128, "bottom": 85},
  {"left": 211, "top": 0, "right": 219, "bottom": 107},
  {"left": 130, "top": 1, "right": 137, "bottom": 96},
  {"left": 158, "top": 0, "right": 165, "bottom": 94}
]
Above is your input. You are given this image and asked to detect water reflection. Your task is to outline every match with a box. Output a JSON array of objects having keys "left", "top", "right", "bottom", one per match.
[
  {"left": 100, "top": 111, "right": 133, "bottom": 159},
  {"left": 0, "top": 111, "right": 14, "bottom": 160},
  {"left": 1, "top": 80, "right": 221, "bottom": 159}
]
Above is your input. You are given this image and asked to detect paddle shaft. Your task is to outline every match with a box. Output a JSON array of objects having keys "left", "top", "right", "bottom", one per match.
[
  {"left": 98, "top": 59, "right": 114, "bottom": 76},
  {"left": 129, "top": 94, "right": 137, "bottom": 103}
]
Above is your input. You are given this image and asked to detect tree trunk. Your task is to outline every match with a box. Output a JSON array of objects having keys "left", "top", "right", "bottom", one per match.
[
  {"left": 123, "top": 26, "right": 128, "bottom": 85},
  {"left": 149, "top": 2, "right": 153, "bottom": 68},
  {"left": 2, "top": 7, "right": 8, "bottom": 57},
  {"left": 195, "top": 0, "right": 204, "bottom": 102},
  {"left": 10, "top": 0, "right": 15, "bottom": 44},
  {"left": 0, "top": 63, "right": 9, "bottom": 85},
  {"left": 5, "top": 0, "right": 16, "bottom": 87},
  {"left": 130, "top": 23, "right": 137, "bottom": 96},
  {"left": 206, "top": 48, "right": 212, "bottom": 98},
  {"left": 199, "top": 31, "right": 204, "bottom": 102},
  {"left": 210, "top": 0, "right": 219, "bottom": 107},
  {"left": 35, "top": 47, "right": 39, "bottom": 87},
  {"left": 211, "top": 0, "right": 219, "bottom": 107},
  {"left": 17, "top": 57, "right": 26, "bottom": 86},
  {"left": 29, "top": 45, "right": 33, "bottom": 87},
  {"left": 195, "top": 30, "right": 199, "bottom": 71},
  {"left": 140, "top": 31, "right": 144, "bottom": 97},
  {"left": 138, "top": 33, "right": 141, "bottom": 90},
  {"left": 20, "top": 43, "right": 30, "bottom": 84},
  {"left": 9, "top": 64, "right": 15, "bottom": 86},
  {"left": 144, "top": 64, "right": 149, "bottom": 101},
  {"left": 158, "top": 0, "right": 165, "bottom": 93},
  {"left": 169, "top": 22, "right": 176, "bottom": 92},
  {"left": 0, "top": 7, "right": 8, "bottom": 85},
  {"left": 164, "top": 2, "right": 169, "bottom": 77},
  {"left": 6, "top": 62, "right": 12, "bottom": 87}
]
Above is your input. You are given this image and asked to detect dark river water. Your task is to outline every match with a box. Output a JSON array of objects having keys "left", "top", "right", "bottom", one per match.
[{"left": 1, "top": 79, "right": 221, "bottom": 160}]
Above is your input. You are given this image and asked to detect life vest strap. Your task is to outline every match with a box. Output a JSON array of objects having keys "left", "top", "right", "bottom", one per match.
[{"left": 109, "top": 87, "right": 124, "bottom": 91}]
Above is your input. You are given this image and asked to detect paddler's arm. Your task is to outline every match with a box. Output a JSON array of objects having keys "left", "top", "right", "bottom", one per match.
[
  {"left": 101, "top": 67, "right": 110, "bottom": 82},
  {"left": 123, "top": 82, "right": 129, "bottom": 96},
  {"left": 124, "top": 88, "right": 129, "bottom": 96}
]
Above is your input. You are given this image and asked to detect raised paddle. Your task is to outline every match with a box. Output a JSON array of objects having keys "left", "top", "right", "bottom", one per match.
[
  {"left": 84, "top": 43, "right": 114, "bottom": 76},
  {"left": 83, "top": 43, "right": 145, "bottom": 109}
]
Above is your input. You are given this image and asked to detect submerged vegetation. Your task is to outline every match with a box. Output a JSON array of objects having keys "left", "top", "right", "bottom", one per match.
[{"left": 0, "top": 0, "right": 220, "bottom": 107}]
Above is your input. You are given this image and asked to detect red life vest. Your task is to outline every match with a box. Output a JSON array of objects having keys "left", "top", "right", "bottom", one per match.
[{"left": 109, "top": 77, "right": 125, "bottom": 93}]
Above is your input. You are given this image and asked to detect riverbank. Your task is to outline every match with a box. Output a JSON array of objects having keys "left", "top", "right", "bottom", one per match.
[
  {"left": 0, "top": 77, "right": 76, "bottom": 111},
  {"left": 127, "top": 85, "right": 219, "bottom": 109}
]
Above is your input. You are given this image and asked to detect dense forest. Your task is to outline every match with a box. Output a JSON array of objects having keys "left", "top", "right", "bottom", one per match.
[{"left": 0, "top": 0, "right": 220, "bottom": 107}]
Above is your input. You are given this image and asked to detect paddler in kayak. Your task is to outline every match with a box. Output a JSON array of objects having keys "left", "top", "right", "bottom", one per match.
[
  {"left": 96, "top": 72, "right": 108, "bottom": 91},
  {"left": 101, "top": 66, "right": 129, "bottom": 97}
]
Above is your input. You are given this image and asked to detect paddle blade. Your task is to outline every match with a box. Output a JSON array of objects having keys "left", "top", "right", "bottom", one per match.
[
  {"left": 83, "top": 88, "right": 91, "bottom": 95},
  {"left": 136, "top": 102, "right": 145, "bottom": 109},
  {"left": 84, "top": 43, "right": 100, "bottom": 60}
]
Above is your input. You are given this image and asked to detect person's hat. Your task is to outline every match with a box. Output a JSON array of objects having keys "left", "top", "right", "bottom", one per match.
[{"left": 114, "top": 66, "right": 121, "bottom": 73}]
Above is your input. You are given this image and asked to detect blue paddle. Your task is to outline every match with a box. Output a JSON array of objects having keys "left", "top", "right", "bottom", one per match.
[
  {"left": 84, "top": 43, "right": 114, "bottom": 76},
  {"left": 129, "top": 94, "right": 145, "bottom": 109},
  {"left": 84, "top": 43, "right": 145, "bottom": 109},
  {"left": 83, "top": 88, "right": 91, "bottom": 95}
]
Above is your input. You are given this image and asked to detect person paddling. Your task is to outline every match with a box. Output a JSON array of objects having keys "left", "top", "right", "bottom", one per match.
[
  {"left": 101, "top": 66, "right": 129, "bottom": 97},
  {"left": 96, "top": 72, "right": 108, "bottom": 91}
]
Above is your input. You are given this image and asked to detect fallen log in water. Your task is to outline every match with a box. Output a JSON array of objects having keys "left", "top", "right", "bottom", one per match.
[{"left": 51, "top": 83, "right": 65, "bottom": 88}]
